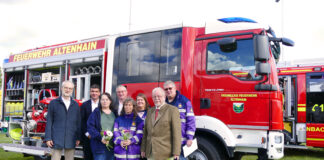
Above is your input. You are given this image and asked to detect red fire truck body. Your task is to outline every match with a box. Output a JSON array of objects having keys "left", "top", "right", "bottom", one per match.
[
  {"left": 278, "top": 65, "right": 324, "bottom": 148},
  {"left": 0, "top": 18, "right": 293, "bottom": 159}
]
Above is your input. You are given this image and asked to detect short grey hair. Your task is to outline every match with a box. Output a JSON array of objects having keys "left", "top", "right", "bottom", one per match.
[
  {"left": 163, "top": 80, "right": 176, "bottom": 88},
  {"left": 62, "top": 80, "right": 74, "bottom": 88},
  {"left": 116, "top": 85, "right": 127, "bottom": 91},
  {"left": 152, "top": 87, "right": 165, "bottom": 97}
]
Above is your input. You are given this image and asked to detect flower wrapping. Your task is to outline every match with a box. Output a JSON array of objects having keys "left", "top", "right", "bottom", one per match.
[
  {"left": 121, "top": 129, "right": 132, "bottom": 150},
  {"left": 101, "top": 130, "right": 113, "bottom": 150}
]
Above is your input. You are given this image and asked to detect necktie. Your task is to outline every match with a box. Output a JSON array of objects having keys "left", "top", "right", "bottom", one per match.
[{"left": 155, "top": 109, "right": 159, "bottom": 120}]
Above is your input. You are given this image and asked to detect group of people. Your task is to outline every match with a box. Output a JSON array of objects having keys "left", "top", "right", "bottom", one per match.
[{"left": 45, "top": 80, "right": 196, "bottom": 160}]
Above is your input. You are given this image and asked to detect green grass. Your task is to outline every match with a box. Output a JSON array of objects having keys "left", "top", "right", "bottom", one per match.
[
  {"left": 242, "top": 147, "right": 324, "bottom": 160},
  {"left": 0, "top": 132, "right": 33, "bottom": 160},
  {"left": 1, "top": 132, "right": 324, "bottom": 160}
]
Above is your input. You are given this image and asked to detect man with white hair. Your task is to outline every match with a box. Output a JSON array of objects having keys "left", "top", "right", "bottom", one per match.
[
  {"left": 141, "top": 87, "right": 181, "bottom": 160},
  {"left": 45, "top": 80, "right": 81, "bottom": 160}
]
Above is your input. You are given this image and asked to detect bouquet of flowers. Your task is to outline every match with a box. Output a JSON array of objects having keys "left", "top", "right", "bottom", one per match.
[
  {"left": 101, "top": 130, "right": 113, "bottom": 150},
  {"left": 121, "top": 129, "right": 132, "bottom": 150}
]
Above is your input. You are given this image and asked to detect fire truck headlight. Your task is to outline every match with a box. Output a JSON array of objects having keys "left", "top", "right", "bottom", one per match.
[{"left": 274, "top": 135, "right": 282, "bottom": 144}]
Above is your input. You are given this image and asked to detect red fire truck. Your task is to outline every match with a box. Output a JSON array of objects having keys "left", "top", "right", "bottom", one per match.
[
  {"left": 0, "top": 17, "right": 293, "bottom": 159},
  {"left": 278, "top": 64, "right": 324, "bottom": 148}
]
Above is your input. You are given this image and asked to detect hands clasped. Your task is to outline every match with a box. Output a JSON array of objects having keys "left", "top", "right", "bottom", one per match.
[{"left": 121, "top": 140, "right": 131, "bottom": 148}]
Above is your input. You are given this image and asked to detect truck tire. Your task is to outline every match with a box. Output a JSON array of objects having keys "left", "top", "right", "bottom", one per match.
[{"left": 188, "top": 136, "right": 226, "bottom": 160}]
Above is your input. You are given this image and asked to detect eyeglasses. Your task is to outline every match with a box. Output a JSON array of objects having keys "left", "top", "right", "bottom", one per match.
[
  {"left": 164, "top": 87, "right": 173, "bottom": 91},
  {"left": 153, "top": 95, "right": 164, "bottom": 99},
  {"left": 117, "top": 90, "right": 126, "bottom": 93},
  {"left": 63, "top": 87, "right": 73, "bottom": 90}
]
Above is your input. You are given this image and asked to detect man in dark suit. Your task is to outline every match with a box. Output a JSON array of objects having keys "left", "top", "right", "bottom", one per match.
[
  {"left": 45, "top": 80, "right": 81, "bottom": 160},
  {"left": 115, "top": 85, "right": 128, "bottom": 116},
  {"left": 80, "top": 84, "right": 101, "bottom": 160},
  {"left": 141, "top": 87, "right": 181, "bottom": 160}
]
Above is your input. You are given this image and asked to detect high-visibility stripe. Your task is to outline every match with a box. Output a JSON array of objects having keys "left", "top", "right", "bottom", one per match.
[
  {"left": 136, "top": 130, "right": 143, "bottom": 134},
  {"left": 134, "top": 136, "right": 139, "bottom": 143},
  {"left": 114, "top": 154, "right": 141, "bottom": 158},
  {"left": 130, "top": 127, "right": 136, "bottom": 131},
  {"left": 298, "top": 107, "right": 306, "bottom": 112},
  {"left": 181, "top": 119, "right": 186, "bottom": 123},
  {"left": 187, "top": 113, "right": 194, "bottom": 116},
  {"left": 307, "top": 138, "right": 324, "bottom": 141},
  {"left": 280, "top": 69, "right": 312, "bottom": 73},
  {"left": 186, "top": 131, "right": 195, "bottom": 136},
  {"left": 228, "top": 125, "right": 269, "bottom": 130},
  {"left": 179, "top": 109, "right": 186, "bottom": 113},
  {"left": 298, "top": 104, "right": 306, "bottom": 106},
  {"left": 114, "top": 128, "right": 119, "bottom": 132},
  {"left": 233, "top": 72, "right": 248, "bottom": 76}
]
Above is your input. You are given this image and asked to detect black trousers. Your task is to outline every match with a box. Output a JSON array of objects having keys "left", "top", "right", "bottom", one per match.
[{"left": 82, "top": 138, "right": 93, "bottom": 160}]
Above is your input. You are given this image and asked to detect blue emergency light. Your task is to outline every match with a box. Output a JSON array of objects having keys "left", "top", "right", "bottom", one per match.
[{"left": 218, "top": 17, "right": 257, "bottom": 23}]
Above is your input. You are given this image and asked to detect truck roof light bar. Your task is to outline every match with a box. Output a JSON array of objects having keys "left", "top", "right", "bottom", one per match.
[{"left": 218, "top": 17, "right": 257, "bottom": 23}]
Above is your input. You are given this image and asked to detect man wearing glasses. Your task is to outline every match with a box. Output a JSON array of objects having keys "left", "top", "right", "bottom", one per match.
[
  {"left": 141, "top": 87, "right": 181, "bottom": 160},
  {"left": 45, "top": 80, "right": 81, "bottom": 160},
  {"left": 115, "top": 85, "right": 128, "bottom": 116},
  {"left": 164, "top": 80, "right": 196, "bottom": 160}
]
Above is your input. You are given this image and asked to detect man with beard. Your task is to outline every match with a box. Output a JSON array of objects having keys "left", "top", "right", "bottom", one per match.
[{"left": 45, "top": 80, "right": 81, "bottom": 160}]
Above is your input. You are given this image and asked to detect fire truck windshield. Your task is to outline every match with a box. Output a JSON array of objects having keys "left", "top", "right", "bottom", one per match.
[{"left": 206, "top": 38, "right": 262, "bottom": 81}]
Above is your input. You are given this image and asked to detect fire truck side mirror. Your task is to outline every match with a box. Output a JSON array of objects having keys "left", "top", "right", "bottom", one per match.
[
  {"left": 281, "top": 38, "right": 294, "bottom": 47},
  {"left": 254, "top": 35, "right": 270, "bottom": 61},
  {"left": 269, "top": 37, "right": 294, "bottom": 47},
  {"left": 256, "top": 62, "right": 271, "bottom": 75}
]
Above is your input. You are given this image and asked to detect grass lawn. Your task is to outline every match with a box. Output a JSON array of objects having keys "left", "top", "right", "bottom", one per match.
[
  {"left": 242, "top": 146, "right": 324, "bottom": 160},
  {"left": 1, "top": 132, "right": 324, "bottom": 160},
  {"left": 0, "top": 133, "right": 34, "bottom": 160}
]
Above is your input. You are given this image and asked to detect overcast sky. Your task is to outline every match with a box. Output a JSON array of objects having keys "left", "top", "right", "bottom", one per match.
[{"left": 1, "top": 0, "right": 324, "bottom": 66}]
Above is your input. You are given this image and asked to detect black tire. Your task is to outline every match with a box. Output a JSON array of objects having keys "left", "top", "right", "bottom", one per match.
[
  {"left": 230, "top": 152, "right": 243, "bottom": 160},
  {"left": 188, "top": 136, "right": 226, "bottom": 160}
]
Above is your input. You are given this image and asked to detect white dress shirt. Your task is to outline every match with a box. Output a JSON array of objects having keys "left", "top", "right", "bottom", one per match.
[
  {"left": 91, "top": 99, "right": 99, "bottom": 112},
  {"left": 62, "top": 97, "right": 71, "bottom": 110},
  {"left": 118, "top": 101, "right": 123, "bottom": 115}
]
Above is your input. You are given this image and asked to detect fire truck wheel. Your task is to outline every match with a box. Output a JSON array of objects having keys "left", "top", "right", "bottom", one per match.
[{"left": 188, "top": 136, "right": 225, "bottom": 160}]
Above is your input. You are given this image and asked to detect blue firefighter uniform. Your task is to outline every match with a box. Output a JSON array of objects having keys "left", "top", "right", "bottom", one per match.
[
  {"left": 113, "top": 113, "right": 144, "bottom": 160},
  {"left": 166, "top": 91, "right": 196, "bottom": 145}
]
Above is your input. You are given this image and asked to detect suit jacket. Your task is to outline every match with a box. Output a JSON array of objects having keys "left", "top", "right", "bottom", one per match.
[
  {"left": 45, "top": 97, "right": 81, "bottom": 149},
  {"left": 113, "top": 100, "right": 122, "bottom": 116},
  {"left": 141, "top": 103, "right": 181, "bottom": 160},
  {"left": 80, "top": 99, "right": 94, "bottom": 142}
]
